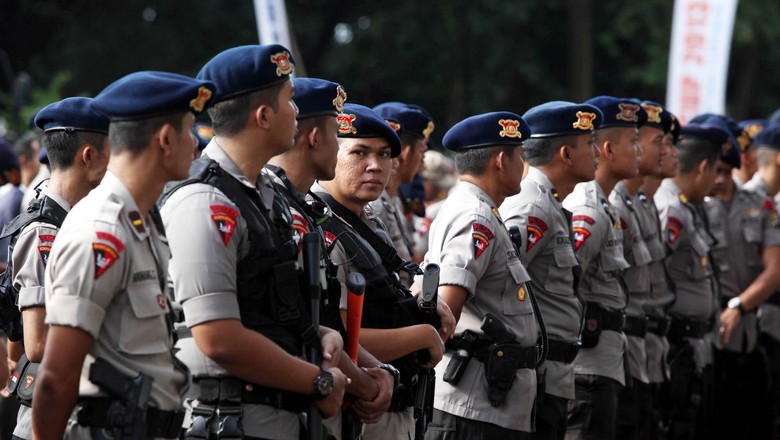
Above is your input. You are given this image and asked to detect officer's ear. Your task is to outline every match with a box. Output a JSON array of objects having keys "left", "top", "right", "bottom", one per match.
[
  {"left": 157, "top": 123, "right": 175, "bottom": 154},
  {"left": 254, "top": 104, "right": 272, "bottom": 129},
  {"left": 308, "top": 125, "right": 320, "bottom": 149},
  {"left": 560, "top": 145, "right": 572, "bottom": 164}
]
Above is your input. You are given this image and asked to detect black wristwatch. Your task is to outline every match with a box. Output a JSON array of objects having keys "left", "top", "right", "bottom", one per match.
[
  {"left": 376, "top": 363, "right": 401, "bottom": 392},
  {"left": 727, "top": 296, "right": 746, "bottom": 315},
  {"left": 313, "top": 369, "right": 334, "bottom": 400}
]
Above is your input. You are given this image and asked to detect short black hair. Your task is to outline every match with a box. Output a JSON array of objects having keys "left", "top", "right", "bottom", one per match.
[
  {"left": 109, "top": 113, "right": 185, "bottom": 154},
  {"left": 207, "top": 84, "right": 283, "bottom": 137},
  {"left": 43, "top": 130, "right": 107, "bottom": 170},
  {"left": 13, "top": 132, "right": 38, "bottom": 160},
  {"left": 455, "top": 145, "right": 515, "bottom": 176},
  {"left": 523, "top": 136, "right": 575, "bottom": 166},
  {"left": 677, "top": 136, "right": 720, "bottom": 173},
  {"left": 293, "top": 115, "right": 328, "bottom": 144}
]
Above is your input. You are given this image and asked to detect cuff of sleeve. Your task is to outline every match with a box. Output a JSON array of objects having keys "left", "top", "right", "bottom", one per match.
[
  {"left": 183, "top": 291, "right": 242, "bottom": 327},
  {"left": 439, "top": 266, "right": 477, "bottom": 297},
  {"left": 18, "top": 286, "right": 46, "bottom": 310},
  {"left": 45, "top": 294, "right": 106, "bottom": 339}
]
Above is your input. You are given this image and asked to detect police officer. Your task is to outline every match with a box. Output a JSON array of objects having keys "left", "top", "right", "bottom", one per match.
[
  {"left": 421, "top": 111, "right": 538, "bottom": 439},
  {"left": 160, "top": 45, "right": 348, "bottom": 440},
  {"left": 31, "top": 71, "right": 215, "bottom": 439},
  {"left": 654, "top": 123, "right": 724, "bottom": 439},
  {"left": 414, "top": 151, "right": 457, "bottom": 261},
  {"left": 370, "top": 102, "right": 433, "bottom": 287},
  {"left": 0, "top": 97, "right": 110, "bottom": 440},
  {"left": 498, "top": 101, "right": 601, "bottom": 440},
  {"left": 562, "top": 99, "right": 636, "bottom": 440},
  {"left": 733, "top": 119, "right": 765, "bottom": 185},
  {"left": 264, "top": 78, "right": 395, "bottom": 430}
]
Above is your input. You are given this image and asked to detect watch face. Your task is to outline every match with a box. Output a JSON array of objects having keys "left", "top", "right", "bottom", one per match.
[
  {"left": 316, "top": 373, "right": 334, "bottom": 396},
  {"left": 728, "top": 297, "right": 741, "bottom": 309}
]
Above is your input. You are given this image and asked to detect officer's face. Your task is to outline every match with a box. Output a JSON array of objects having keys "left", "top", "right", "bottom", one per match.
[
  {"left": 609, "top": 127, "right": 640, "bottom": 179},
  {"left": 659, "top": 140, "right": 679, "bottom": 178},
  {"left": 332, "top": 137, "right": 393, "bottom": 205},
  {"left": 709, "top": 160, "right": 734, "bottom": 196},
  {"left": 171, "top": 112, "right": 197, "bottom": 180},
  {"left": 397, "top": 138, "right": 428, "bottom": 184},
  {"left": 695, "top": 160, "right": 719, "bottom": 203},
  {"left": 500, "top": 145, "right": 525, "bottom": 196},
  {"left": 569, "top": 134, "right": 599, "bottom": 182},
  {"left": 637, "top": 126, "right": 666, "bottom": 176},
  {"left": 310, "top": 115, "right": 340, "bottom": 181},
  {"left": 85, "top": 136, "right": 110, "bottom": 187},
  {"left": 269, "top": 80, "right": 299, "bottom": 155}
]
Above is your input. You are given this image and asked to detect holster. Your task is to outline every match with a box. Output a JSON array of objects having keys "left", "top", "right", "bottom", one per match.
[
  {"left": 581, "top": 304, "right": 602, "bottom": 348},
  {"left": 6, "top": 353, "right": 38, "bottom": 407},
  {"left": 484, "top": 342, "right": 525, "bottom": 407}
]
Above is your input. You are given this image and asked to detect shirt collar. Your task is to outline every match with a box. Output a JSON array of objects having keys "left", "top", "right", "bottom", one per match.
[
  {"left": 41, "top": 185, "right": 72, "bottom": 212},
  {"left": 100, "top": 170, "right": 149, "bottom": 241}
]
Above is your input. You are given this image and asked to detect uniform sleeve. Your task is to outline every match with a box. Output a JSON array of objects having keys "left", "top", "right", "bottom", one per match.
[
  {"left": 761, "top": 198, "right": 780, "bottom": 248},
  {"left": 327, "top": 240, "right": 350, "bottom": 310},
  {"left": 568, "top": 207, "right": 603, "bottom": 273},
  {"left": 503, "top": 203, "right": 554, "bottom": 265},
  {"left": 45, "top": 225, "right": 125, "bottom": 339},
  {"left": 13, "top": 223, "right": 58, "bottom": 310},
  {"left": 432, "top": 212, "right": 496, "bottom": 297},
  {"left": 162, "top": 186, "right": 244, "bottom": 327},
  {"left": 659, "top": 203, "right": 686, "bottom": 252}
]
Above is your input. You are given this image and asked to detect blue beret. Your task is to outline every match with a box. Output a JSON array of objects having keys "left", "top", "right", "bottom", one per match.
[
  {"left": 92, "top": 71, "right": 215, "bottom": 121},
  {"left": 198, "top": 44, "right": 295, "bottom": 102},
  {"left": 754, "top": 124, "right": 780, "bottom": 151},
  {"left": 0, "top": 139, "right": 19, "bottom": 172},
  {"left": 38, "top": 147, "right": 49, "bottom": 165},
  {"left": 585, "top": 96, "right": 646, "bottom": 129},
  {"left": 688, "top": 114, "right": 741, "bottom": 167},
  {"left": 638, "top": 101, "right": 671, "bottom": 132},
  {"left": 193, "top": 122, "right": 214, "bottom": 151},
  {"left": 293, "top": 78, "right": 347, "bottom": 119},
  {"left": 34, "top": 97, "right": 110, "bottom": 134},
  {"left": 737, "top": 119, "right": 766, "bottom": 152},
  {"left": 668, "top": 112, "right": 681, "bottom": 144},
  {"left": 373, "top": 102, "right": 435, "bottom": 142},
  {"left": 681, "top": 121, "right": 740, "bottom": 167},
  {"left": 399, "top": 173, "right": 426, "bottom": 202},
  {"left": 443, "top": 111, "right": 530, "bottom": 151},
  {"left": 337, "top": 103, "right": 402, "bottom": 158},
  {"left": 522, "top": 101, "right": 602, "bottom": 138}
]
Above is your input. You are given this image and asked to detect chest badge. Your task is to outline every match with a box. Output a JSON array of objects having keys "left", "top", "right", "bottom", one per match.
[{"left": 517, "top": 285, "right": 527, "bottom": 301}]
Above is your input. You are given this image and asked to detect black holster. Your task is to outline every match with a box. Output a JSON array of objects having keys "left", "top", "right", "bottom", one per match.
[{"left": 484, "top": 343, "right": 525, "bottom": 407}]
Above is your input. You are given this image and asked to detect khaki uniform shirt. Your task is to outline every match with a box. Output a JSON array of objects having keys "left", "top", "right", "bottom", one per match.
[
  {"left": 499, "top": 167, "right": 582, "bottom": 400},
  {"left": 563, "top": 181, "right": 629, "bottom": 385},
  {"left": 162, "top": 141, "right": 300, "bottom": 440},
  {"left": 610, "top": 182, "right": 652, "bottom": 384},
  {"left": 414, "top": 199, "right": 445, "bottom": 257},
  {"left": 369, "top": 191, "right": 414, "bottom": 287},
  {"left": 45, "top": 171, "right": 187, "bottom": 437},
  {"left": 425, "top": 181, "right": 537, "bottom": 432},
  {"left": 12, "top": 187, "right": 70, "bottom": 439}
]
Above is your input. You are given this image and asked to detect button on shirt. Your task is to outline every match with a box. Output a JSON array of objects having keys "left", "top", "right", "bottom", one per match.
[{"left": 499, "top": 167, "right": 582, "bottom": 400}]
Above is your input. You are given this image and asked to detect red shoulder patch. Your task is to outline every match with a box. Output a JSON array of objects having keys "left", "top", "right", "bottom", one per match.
[
  {"left": 96, "top": 232, "right": 125, "bottom": 252},
  {"left": 324, "top": 231, "right": 337, "bottom": 247},
  {"left": 210, "top": 205, "right": 239, "bottom": 246},
  {"left": 92, "top": 243, "right": 119, "bottom": 279},
  {"left": 472, "top": 223, "right": 494, "bottom": 259},
  {"left": 526, "top": 225, "right": 543, "bottom": 252},
  {"left": 528, "top": 216, "right": 549, "bottom": 232},
  {"left": 620, "top": 217, "right": 628, "bottom": 231},
  {"left": 573, "top": 226, "right": 591, "bottom": 251},
  {"left": 667, "top": 216, "right": 683, "bottom": 245},
  {"left": 38, "top": 234, "right": 56, "bottom": 267},
  {"left": 764, "top": 199, "right": 775, "bottom": 211},
  {"left": 292, "top": 213, "right": 310, "bottom": 237},
  {"left": 572, "top": 215, "right": 595, "bottom": 225}
]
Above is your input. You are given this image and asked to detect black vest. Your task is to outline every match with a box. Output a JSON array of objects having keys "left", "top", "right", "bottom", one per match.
[
  {"left": 160, "top": 158, "right": 308, "bottom": 356},
  {"left": 0, "top": 195, "right": 68, "bottom": 341}
]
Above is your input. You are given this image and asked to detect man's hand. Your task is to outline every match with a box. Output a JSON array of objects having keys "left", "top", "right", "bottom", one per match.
[
  {"left": 419, "top": 325, "right": 445, "bottom": 368},
  {"left": 314, "top": 367, "right": 349, "bottom": 419},
  {"left": 435, "top": 298, "right": 456, "bottom": 341},
  {"left": 352, "top": 367, "right": 393, "bottom": 423},
  {"left": 719, "top": 307, "right": 741, "bottom": 346},
  {"left": 320, "top": 328, "right": 343, "bottom": 370}
]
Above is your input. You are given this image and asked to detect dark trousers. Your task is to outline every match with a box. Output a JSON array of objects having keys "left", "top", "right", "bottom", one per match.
[
  {"left": 712, "top": 346, "right": 771, "bottom": 440},
  {"left": 659, "top": 341, "right": 714, "bottom": 440},
  {"left": 566, "top": 374, "right": 622, "bottom": 440},
  {"left": 760, "top": 333, "right": 780, "bottom": 439},
  {"left": 531, "top": 393, "right": 568, "bottom": 440},
  {"left": 617, "top": 381, "right": 653, "bottom": 440},
  {"left": 425, "top": 409, "right": 532, "bottom": 440},
  {"left": 0, "top": 395, "right": 19, "bottom": 440}
]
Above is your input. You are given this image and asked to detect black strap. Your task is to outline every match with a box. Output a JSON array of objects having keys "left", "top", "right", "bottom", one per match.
[
  {"left": 314, "top": 191, "right": 421, "bottom": 276},
  {"left": 448, "top": 335, "right": 539, "bottom": 369},
  {"left": 76, "top": 398, "right": 185, "bottom": 439},
  {"left": 646, "top": 315, "right": 672, "bottom": 336},
  {"left": 587, "top": 302, "right": 626, "bottom": 332},
  {"left": 195, "top": 377, "right": 308, "bottom": 413},
  {"left": 667, "top": 316, "right": 711, "bottom": 342},
  {"left": 623, "top": 316, "right": 649, "bottom": 337},
  {"left": 545, "top": 339, "right": 581, "bottom": 364}
]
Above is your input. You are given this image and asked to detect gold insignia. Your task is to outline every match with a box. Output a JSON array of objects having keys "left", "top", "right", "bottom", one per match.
[
  {"left": 700, "top": 255, "right": 707, "bottom": 267},
  {"left": 498, "top": 119, "right": 522, "bottom": 138},
  {"left": 738, "top": 132, "right": 751, "bottom": 152},
  {"left": 616, "top": 103, "right": 640, "bottom": 122},
  {"left": 196, "top": 124, "right": 214, "bottom": 141},
  {"left": 572, "top": 111, "right": 597, "bottom": 131},
  {"left": 269, "top": 51, "right": 295, "bottom": 76},
  {"left": 491, "top": 207, "right": 502, "bottom": 221},
  {"left": 641, "top": 103, "right": 663, "bottom": 124},
  {"left": 332, "top": 86, "right": 347, "bottom": 113},
  {"left": 744, "top": 123, "right": 764, "bottom": 139},
  {"left": 517, "top": 285, "right": 526, "bottom": 301},
  {"left": 679, "top": 193, "right": 688, "bottom": 203},
  {"left": 386, "top": 120, "right": 401, "bottom": 132},
  {"left": 337, "top": 113, "right": 357, "bottom": 134},
  {"left": 189, "top": 86, "right": 213, "bottom": 113},
  {"left": 422, "top": 121, "right": 435, "bottom": 141}
]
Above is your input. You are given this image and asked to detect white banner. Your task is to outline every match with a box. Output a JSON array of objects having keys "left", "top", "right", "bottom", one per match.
[
  {"left": 665, "top": 0, "right": 739, "bottom": 124},
  {"left": 253, "top": 0, "right": 292, "bottom": 50}
]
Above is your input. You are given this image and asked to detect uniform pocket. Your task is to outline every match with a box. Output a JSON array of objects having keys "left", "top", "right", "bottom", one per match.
[
  {"left": 501, "top": 260, "right": 533, "bottom": 316},
  {"left": 689, "top": 234, "right": 710, "bottom": 280},
  {"left": 119, "top": 284, "right": 170, "bottom": 355},
  {"left": 742, "top": 221, "right": 763, "bottom": 267}
]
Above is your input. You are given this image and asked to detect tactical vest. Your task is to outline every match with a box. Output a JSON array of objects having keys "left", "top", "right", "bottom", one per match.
[
  {"left": 160, "top": 158, "right": 308, "bottom": 356},
  {"left": 0, "top": 195, "right": 68, "bottom": 341}
]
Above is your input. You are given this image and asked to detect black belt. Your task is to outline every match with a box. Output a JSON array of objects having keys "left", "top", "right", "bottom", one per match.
[
  {"left": 667, "top": 316, "right": 711, "bottom": 342},
  {"left": 623, "top": 316, "right": 649, "bottom": 337},
  {"left": 587, "top": 302, "right": 626, "bottom": 332},
  {"left": 646, "top": 315, "right": 672, "bottom": 337},
  {"left": 765, "top": 293, "right": 780, "bottom": 307},
  {"left": 196, "top": 377, "right": 308, "bottom": 413},
  {"left": 545, "top": 339, "right": 581, "bottom": 364},
  {"left": 448, "top": 335, "right": 538, "bottom": 370},
  {"left": 76, "top": 398, "right": 184, "bottom": 439}
]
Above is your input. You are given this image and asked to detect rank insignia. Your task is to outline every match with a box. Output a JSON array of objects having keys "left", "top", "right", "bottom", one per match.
[
  {"left": 572, "top": 215, "right": 595, "bottom": 225},
  {"left": 210, "top": 205, "right": 239, "bottom": 246},
  {"left": 679, "top": 193, "right": 688, "bottom": 204},
  {"left": 157, "top": 294, "right": 168, "bottom": 310},
  {"left": 423, "top": 121, "right": 435, "bottom": 141},
  {"left": 744, "top": 123, "right": 764, "bottom": 139},
  {"left": 747, "top": 208, "right": 761, "bottom": 218},
  {"left": 386, "top": 120, "right": 402, "bottom": 132},
  {"left": 616, "top": 103, "right": 640, "bottom": 122},
  {"left": 189, "top": 86, "right": 213, "bottom": 113},
  {"left": 324, "top": 231, "right": 337, "bottom": 247},
  {"left": 517, "top": 285, "right": 526, "bottom": 301},
  {"left": 667, "top": 216, "right": 683, "bottom": 245},
  {"left": 127, "top": 211, "right": 145, "bottom": 234},
  {"left": 572, "top": 111, "right": 597, "bottom": 131},
  {"left": 93, "top": 243, "right": 119, "bottom": 279},
  {"left": 641, "top": 103, "right": 663, "bottom": 124},
  {"left": 527, "top": 225, "right": 543, "bottom": 252},
  {"left": 472, "top": 223, "right": 494, "bottom": 259},
  {"left": 619, "top": 217, "right": 627, "bottom": 230},
  {"left": 738, "top": 132, "right": 751, "bottom": 152},
  {"left": 338, "top": 113, "right": 357, "bottom": 134},
  {"left": 498, "top": 119, "right": 523, "bottom": 138},
  {"left": 332, "top": 86, "right": 347, "bottom": 113},
  {"left": 270, "top": 51, "right": 294, "bottom": 76},
  {"left": 38, "top": 234, "right": 56, "bottom": 267},
  {"left": 573, "top": 226, "right": 591, "bottom": 250}
]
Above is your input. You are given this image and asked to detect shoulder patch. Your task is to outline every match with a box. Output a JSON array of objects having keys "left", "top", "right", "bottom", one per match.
[
  {"left": 472, "top": 222, "right": 494, "bottom": 259},
  {"left": 620, "top": 217, "right": 628, "bottom": 231},
  {"left": 324, "top": 231, "right": 337, "bottom": 247},
  {"left": 210, "top": 205, "right": 239, "bottom": 246},
  {"left": 764, "top": 199, "right": 776, "bottom": 212},
  {"left": 292, "top": 212, "right": 310, "bottom": 237},
  {"left": 572, "top": 226, "right": 591, "bottom": 251},
  {"left": 667, "top": 216, "right": 683, "bottom": 245},
  {"left": 93, "top": 243, "right": 119, "bottom": 279},
  {"left": 572, "top": 214, "right": 595, "bottom": 225},
  {"left": 528, "top": 216, "right": 549, "bottom": 232},
  {"left": 96, "top": 232, "right": 125, "bottom": 252},
  {"left": 38, "top": 234, "right": 56, "bottom": 266},
  {"left": 526, "top": 225, "right": 543, "bottom": 252}
]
